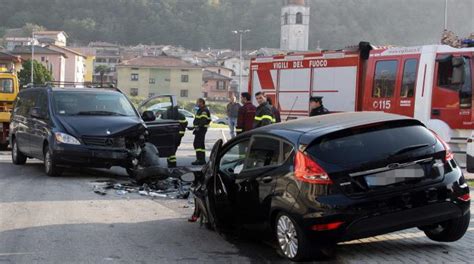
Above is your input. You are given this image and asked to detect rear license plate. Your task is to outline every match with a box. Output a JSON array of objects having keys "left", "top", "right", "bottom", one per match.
[{"left": 365, "top": 164, "right": 425, "bottom": 187}]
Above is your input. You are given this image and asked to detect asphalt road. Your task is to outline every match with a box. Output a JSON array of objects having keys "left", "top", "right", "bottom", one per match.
[{"left": 1, "top": 129, "right": 474, "bottom": 263}]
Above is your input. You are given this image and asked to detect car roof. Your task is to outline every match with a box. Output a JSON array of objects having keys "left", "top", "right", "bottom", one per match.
[
  {"left": 252, "top": 112, "right": 422, "bottom": 145},
  {"left": 20, "top": 87, "right": 119, "bottom": 94}
]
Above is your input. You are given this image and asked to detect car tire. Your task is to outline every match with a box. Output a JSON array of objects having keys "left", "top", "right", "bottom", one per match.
[
  {"left": 274, "top": 212, "right": 313, "bottom": 261},
  {"left": 423, "top": 211, "right": 470, "bottom": 242},
  {"left": 44, "top": 147, "right": 63, "bottom": 177},
  {"left": 12, "top": 138, "right": 27, "bottom": 165}
]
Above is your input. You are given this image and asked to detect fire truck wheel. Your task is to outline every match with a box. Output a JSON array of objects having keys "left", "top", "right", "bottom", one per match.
[{"left": 12, "top": 138, "right": 26, "bottom": 165}]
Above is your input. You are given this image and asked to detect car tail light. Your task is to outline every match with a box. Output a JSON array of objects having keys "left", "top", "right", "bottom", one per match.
[
  {"left": 431, "top": 131, "right": 454, "bottom": 162},
  {"left": 458, "top": 193, "right": 471, "bottom": 202},
  {"left": 294, "top": 151, "right": 332, "bottom": 185},
  {"left": 311, "top": 221, "right": 344, "bottom": 231}
]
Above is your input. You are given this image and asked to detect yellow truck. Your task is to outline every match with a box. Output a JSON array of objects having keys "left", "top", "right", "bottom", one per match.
[{"left": 0, "top": 68, "right": 19, "bottom": 149}]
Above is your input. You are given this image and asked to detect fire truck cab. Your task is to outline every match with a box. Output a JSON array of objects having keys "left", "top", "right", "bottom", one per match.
[{"left": 248, "top": 43, "right": 474, "bottom": 169}]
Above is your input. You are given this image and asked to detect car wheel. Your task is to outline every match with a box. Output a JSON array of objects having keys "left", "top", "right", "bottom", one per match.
[
  {"left": 12, "top": 138, "right": 27, "bottom": 165},
  {"left": 275, "top": 212, "right": 312, "bottom": 261},
  {"left": 44, "top": 147, "right": 63, "bottom": 177},
  {"left": 423, "top": 211, "right": 470, "bottom": 242}
]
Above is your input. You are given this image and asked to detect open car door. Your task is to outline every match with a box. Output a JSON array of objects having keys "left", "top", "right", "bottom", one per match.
[{"left": 137, "top": 95, "right": 181, "bottom": 158}]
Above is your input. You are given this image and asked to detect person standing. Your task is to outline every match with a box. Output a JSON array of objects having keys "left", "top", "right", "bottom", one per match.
[
  {"left": 236, "top": 92, "right": 256, "bottom": 135},
  {"left": 161, "top": 106, "right": 187, "bottom": 168},
  {"left": 309, "top": 96, "right": 329, "bottom": 116},
  {"left": 254, "top": 92, "right": 274, "bottom": 128},
  {"left": 191, "top": 98, "right": 211, "bottom": 165},
  {"left": 226, "top": 95, "right": 241, "bottom": 138},
  {"left": 266, "top": 97, "right": 281, "bottom": 123}
]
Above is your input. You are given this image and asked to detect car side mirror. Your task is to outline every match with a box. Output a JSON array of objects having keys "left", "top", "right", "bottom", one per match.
[
  {"left": 452, "top": 57, "right": 465, "bottom": 85},
  {"left": 30, "top": 107, "right": 44, "bottom": 119},
  {"left": 142, "top": 111, "right": 156, "bottom": 122}
]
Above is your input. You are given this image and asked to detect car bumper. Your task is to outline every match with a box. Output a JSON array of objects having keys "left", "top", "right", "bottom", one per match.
[
  {"left": 51, "top": 142, "right": 131, "bottom": 168},
  {"left": 293, "top": 167, "right": 470, "bottom": 243}
]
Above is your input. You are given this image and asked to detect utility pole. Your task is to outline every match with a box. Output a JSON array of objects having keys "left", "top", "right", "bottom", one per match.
[
  {"left": 232, "top": 29, "right": 251, "bottom": 97},
  {"left": 30, "top": 32, "right": 36, "bottom": 85},
  {"left": 444, "top": 0, "right": 448, "bottom": 29}
]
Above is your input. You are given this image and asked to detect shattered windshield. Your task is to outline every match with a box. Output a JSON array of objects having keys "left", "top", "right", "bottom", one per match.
[{"left": 52, "top": 91, "right": 137, "bottom": 116}]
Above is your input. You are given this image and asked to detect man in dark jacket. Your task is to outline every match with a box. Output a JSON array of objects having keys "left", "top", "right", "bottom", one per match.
[
  {"left": 236, "top": 92, "right": 256, "bottom": 135},
  {"left": 266, "top": 96, "right": 281, "bottom": 123},
  {"left": 191, "top": 98, "right": 211, "bottom": 165},
  {"left": 254, "top": 92, "right": 274, "bottom": 128},
  {"left": 309, "top": 96, "right": 329, "bottom": 116},
  {"left": 161, "top": 106, "right": 187, "bottom": 168}
]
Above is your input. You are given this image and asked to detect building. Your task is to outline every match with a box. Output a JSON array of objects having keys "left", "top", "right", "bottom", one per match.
[
  {"left": 34, "top": 31, "right": 68, "bottom": 47},
  {"left": 70, "top": 47, "right": 96, "bottom": 83},
  {"left": 48, "top": 45, "right": 86, "bottom": 85},
  {"left": 0, "top": 51, "right": 22, "bottom": 73},
  {"left": 4, "top": 37, "right": 39, "bottom": 51},
  {"left": 89, "top": 42, "right": 121, "bottom": 84},
  {"left": 221, "top": 57, "right": 250, "bottom": 94},
  {"left": 205, "top": 66, "right": 234, "bottom": 78},
  {"left": 202, "top": 70, "right": 233, "bottom": 101},
  {"left": 280, "top": 0, "right": 310, "bottom": 51},
  {"left": 117, "top": 56, "right": 202, "bottom": 100},
  {"left": 11, "top": 45, "right": 66, "bottom": 85}
]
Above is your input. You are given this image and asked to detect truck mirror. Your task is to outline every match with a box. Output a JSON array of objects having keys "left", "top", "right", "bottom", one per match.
[{"left": 452, "top": 65, "right": 465, "bottom": 85}]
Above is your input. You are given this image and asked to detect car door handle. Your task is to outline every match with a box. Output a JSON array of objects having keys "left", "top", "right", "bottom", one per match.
[{"left": 261, "top": 176, "right": 273, "bottom": 183}]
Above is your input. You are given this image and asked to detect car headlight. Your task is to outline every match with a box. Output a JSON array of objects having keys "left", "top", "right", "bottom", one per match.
[{"left": 55, "top": 132, "right": 81, "bottom": 145}]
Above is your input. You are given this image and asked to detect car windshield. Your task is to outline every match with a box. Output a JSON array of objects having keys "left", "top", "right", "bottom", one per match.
[{"left": 52, "top": 91, "right": 137, "bottom": 116}]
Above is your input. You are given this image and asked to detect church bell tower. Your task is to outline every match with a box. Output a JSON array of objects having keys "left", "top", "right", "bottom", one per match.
[{"left": 280, "top": 0, "right": 310, "bottom": 51}]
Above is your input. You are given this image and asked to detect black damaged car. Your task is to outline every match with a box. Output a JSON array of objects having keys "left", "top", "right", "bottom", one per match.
[
  {"left": 10, "top": 86, "right": 180, "bottom": 177},
  {"left": 183, "top": 112, "right": 470, "bottom": 261}
]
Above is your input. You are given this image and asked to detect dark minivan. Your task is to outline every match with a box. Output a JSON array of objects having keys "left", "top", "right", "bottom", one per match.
[
  {"left": 10, "top": 87, "right": 180, "bottom": 176},
  {"left": 187, "top": 112, "right": 470, "bottom": 261}
]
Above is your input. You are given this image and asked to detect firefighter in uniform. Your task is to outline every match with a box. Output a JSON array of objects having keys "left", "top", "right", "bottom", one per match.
[
  {"left": 191, "top": 98, "right": 211, "bottom": 165},
  {"left": 254, "top": 92, "right": 274, "bottom": 128},
  {"left": 309, "top": 96, "right": 329, "bottom": 116},
  {"left": 236, "top": 92, "right": 256, "bottom": 135},
  {"left": 161, "top": 106, "right": 187, "bottom": 168}
]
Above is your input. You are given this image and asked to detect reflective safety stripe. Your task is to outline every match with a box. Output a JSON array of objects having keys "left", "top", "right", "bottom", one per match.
[
  {"left": 179, "top": 119, "right": 187, "bottom": 123},
  {"left": 195, "top": 114, "right": 210, "bottom": 119},
  {"left": 272, "top": 118, "right": 276, "bottom": 123},
  {"left": 254, "top": 115, "right": 273, "bottom": 121},
  {"left": 194, "top": 125, "right": 210, "bottom": 128},
  {"left": 168, "top": 158, "right": 177, "bottom": 162},
  {"left": 179, "top": 131, "right": 185, "bottom": 134},
  {"left": 235, "top": 128, "right": 243, "bottom": 132},
  {"left": 167, "top": 155, "right": 177, "bottom": 162},
  {"left": 195, "top": 148, "right": 206, "bottom": 152}
]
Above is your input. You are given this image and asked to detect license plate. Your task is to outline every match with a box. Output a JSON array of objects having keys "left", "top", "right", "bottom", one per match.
[{"left": 365, "top": 164, "right": 425, "bottom": 187}]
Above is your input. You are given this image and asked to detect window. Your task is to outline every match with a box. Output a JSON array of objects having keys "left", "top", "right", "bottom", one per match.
[
  {"left": 148, "top": 93, "right": 155, "bottom": 98},
  {"left": 149, "top": 78, "right": 155, "bottom": 84},
  {"left": 96, "top": 58, "right": 106, "bottom": 63},
  {"left": 217, "top": 81, "right": 225, "bottom": 90},
  {"left": 41, "top": 56, "right": 45, "bottom": 62},
  {"left": 180, "top": 89, "right": 188, "bottom": 97},
  {"left": 437, "top": 56, "right": 472, "bottom": 108},
  {"left": 108, "top": 58, "right": 118, "bottom": 63},
  {"left": 110, "top": 67, "right": 116, "bottom": 72},
  {"left": 181, "top": 75, "right": 189, "bottom": 83},
  {"left": 35, "top": 91, "right": 49, "bottom": 118},
  {"left": 130, "top": 88, "right": 138, "bottom": 96},
  {"left": 131, "top": 73, "right": 139, "bottom": 81},
  {"left": 0, "top": 78, "right": 14, "bottom": 93},
  {"left": 372, "top": 60, "right": 398, "bottom": 98},
  {"left": 219, "top": 140, "right": 250, "bottom": 174},
  {"left": 296, "top": 12, "right": 303, "bottom": 24},
  {"left": 165, "top": 78, "right": 170, "bottom": 82},
  {"left": 245, "top": 137, "right": 281, "bottom": 170},
  {"left": 282, "top": 142, "right": 294, "bottom": 161},
  {"left": 400, "top": 59, "right": 418, "bottom": 98},
  {"left": 284, "top": 13, "right": 289, "bottom": 25},
  {"left": 14, "top": 91, "right": 36, "bottom": 116}
]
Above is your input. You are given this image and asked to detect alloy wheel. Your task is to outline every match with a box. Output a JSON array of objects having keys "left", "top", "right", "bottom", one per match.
[{"left": 277, "top": 215, "right": 299, "bottom": 259}]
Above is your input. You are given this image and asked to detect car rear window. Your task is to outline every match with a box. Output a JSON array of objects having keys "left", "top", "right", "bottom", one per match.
[{"left": 306, "top": 122, "right": 436, "bottom": 165}]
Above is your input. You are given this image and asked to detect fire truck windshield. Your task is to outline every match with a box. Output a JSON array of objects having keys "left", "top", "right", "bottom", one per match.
[
  {"left": 459, "top": 57, "right": 472, "bottom": 108},
  {"left": 0, "top": 79, "right": 14, "bottom": 94},
  {"left": 437, "top": 56, "right": 472, "bottom": 108}
]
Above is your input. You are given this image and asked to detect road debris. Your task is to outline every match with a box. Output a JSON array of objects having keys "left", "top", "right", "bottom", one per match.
[{"left": 91, "top": 168, "right": 194, "bottom": 199}]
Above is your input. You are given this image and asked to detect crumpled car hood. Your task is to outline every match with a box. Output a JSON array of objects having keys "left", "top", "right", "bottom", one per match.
[{"left": 57, "top": 116, "right": 146, "bottom": 137}]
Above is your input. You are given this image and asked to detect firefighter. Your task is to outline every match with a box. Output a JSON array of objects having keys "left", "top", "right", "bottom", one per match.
[
  {"left": 161, "top": 106, "right": 187, "bottom": 168},
  {"left": 190, "top": 98, "right": 211, "bottom": 165},
  {"left": 266, "top": 96, "right": 281, "bottom": 123},
  {"left": 309, "top": 96, "right": 329, "bottom": 116},
  {"left": 236, "top": 92, "right": 256, "bottom": 135},
  {"left": 254, "top": 92, "right": 274, "bottom": 128}
]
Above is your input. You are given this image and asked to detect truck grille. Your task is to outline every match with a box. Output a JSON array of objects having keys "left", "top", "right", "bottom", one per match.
[{"left": 82, "top": 136, "right": 126, "bottom": 148}]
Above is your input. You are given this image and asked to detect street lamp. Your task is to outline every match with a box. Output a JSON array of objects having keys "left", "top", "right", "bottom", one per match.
[{"left": 232, "top": 29, "right": 251, "bottom": 97}]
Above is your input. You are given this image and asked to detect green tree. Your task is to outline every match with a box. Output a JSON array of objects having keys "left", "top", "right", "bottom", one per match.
[
  {"left": 18, "top": 60, "right": 54, "bottom": 87},
  {"left": 22, "top": 23, "right": 46, "bottom": 36},
  {"left": 94, "top": 65, "right": 111, "bottom": 87}
]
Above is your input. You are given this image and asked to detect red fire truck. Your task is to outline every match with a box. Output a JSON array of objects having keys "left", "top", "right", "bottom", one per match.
[{"left": 248, "top": 42, "right": 474, "bottom": 169}]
